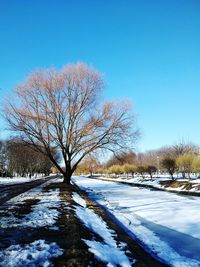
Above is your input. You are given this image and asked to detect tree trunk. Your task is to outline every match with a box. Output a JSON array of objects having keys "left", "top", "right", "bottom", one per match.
[{"left": 63, "top": 169, "right": 72, "bottom": 184}]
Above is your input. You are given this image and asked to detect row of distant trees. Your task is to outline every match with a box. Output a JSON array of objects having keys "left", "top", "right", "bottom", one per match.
[
  {"left": 75, "top": 142, "right": 200, "bottom": 180},
  {"left": 0, "top": 138, "right": 57, "bottom": 177}
]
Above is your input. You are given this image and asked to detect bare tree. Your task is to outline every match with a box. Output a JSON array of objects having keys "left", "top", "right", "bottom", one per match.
[
  {"left": 146, "top": 165, "right": 157, "bottom": 180},
  {"left": 76, "top": 154, "right": 100, "bottom": 176},
  {"left": 161, "top": 157, "right": 176, "bottom": 180},
  {"left": 5, "top": 63, "right": 138, "bottom": 184},
  {"left": 106, "top": 151, "right": 136, "bottom": 167},
  {"left": 173, "top": 141, "right": 198, "bottom": 156}
]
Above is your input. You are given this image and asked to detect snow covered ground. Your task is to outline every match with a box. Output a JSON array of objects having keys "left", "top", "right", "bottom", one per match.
[
  {"left": 0, "top": 178, "right": 62, "bottom": 229},
  {"left": 94, "top": 174, "right": 200, "bottom": 193},
  {"left": 0, "top": 175, "right": 47, "bottom": 185},
  {"left": 72, "top": 192, "right": 135, "bottom": 266},
  {"left": 0, "top": 177, "right": 64, "bottom": 267},
  {"left": 119, "top": 176, "right": 200, "bottom": 193},
  {"left": 0, "top": 240, "right": 63, "bottom": 267},
  {"left": 73, "top": 176, "right": 200, "bottom": 267}
]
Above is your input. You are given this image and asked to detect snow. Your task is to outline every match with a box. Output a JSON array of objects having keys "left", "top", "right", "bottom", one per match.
[
  {"left": 111, "top": 175, "right": 200, "bottom": 193},
  {"left": 0, "top": 178, "right": 62, "bottom": 229},
  {"left": 72, "top": 192, "right": 87, "bottom": 207},
  {"left": 73, "top": 191, "right": 134, "bottom": 266},
  {"left": 73, "top": 176, "right": 200, "bottom": 267},
  {"left": 0, "top": 240, "right": 63, "bottom": 267},
  {"left": 22, "top": 189, "right": 61, "bottom": 228},
  {"left": 84, "top": 240, "right": 133, "bottom": 267},
  {"left": 0, "top": 175, "right": 46, "bottom": 185}
]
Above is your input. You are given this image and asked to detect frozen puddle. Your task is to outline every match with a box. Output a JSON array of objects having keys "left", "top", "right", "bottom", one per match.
[
  {"left": 0, "top": 240, "right": 63, "bottom": 267},
  {"left": 0, "top": 178, "right": 62, "bottom": 229},
  {"left": 72, "top": 192, "right": 134, "bottom": 267}
]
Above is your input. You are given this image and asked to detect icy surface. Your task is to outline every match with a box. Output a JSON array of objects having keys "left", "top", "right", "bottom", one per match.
[
  {"left": 73, "top": 192, "right": 133, "bottom": 266},
  {"left": 0, "top": 240, "right": 63, "bottom": 267},
  {"left": 73, "top": 176, "right": 200, "bottom": 267}
]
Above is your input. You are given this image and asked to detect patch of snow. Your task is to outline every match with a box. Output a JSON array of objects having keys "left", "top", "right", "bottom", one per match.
[
  {"left": 22, "top": 189, "right": 61, "bottom": 228},
  {"left": 73, "top": 192, "right": 133, "bottom": 266},
  {"left": 84, "top": 240, "right": 134, "bottom": 267},
  {"left": 0, "top": 179, "right": 62, "bottom": 229},
  {"left": 72, "top": 192, "right": 86, "bottom": 207},
  {"left": 0, "top": 240, "right": 63, "bottom": 267},
  {"left": 75, "top": 205, "right": 116, "bottom": 247}
]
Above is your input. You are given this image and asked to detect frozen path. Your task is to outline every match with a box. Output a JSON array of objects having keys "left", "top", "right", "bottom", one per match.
[{"left": 73, "top": 176, "right": 200, "bottom": 267}]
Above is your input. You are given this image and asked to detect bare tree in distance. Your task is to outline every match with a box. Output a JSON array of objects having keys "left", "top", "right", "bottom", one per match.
[
  {"left": 5, "top": 63, "right": 139, "bottom": 184},
  {"left": 106, "top": 151, "right": 137, "bottom": 167},
  {"left": 173, "top": 140, "right": 198, "bottom": 156}
]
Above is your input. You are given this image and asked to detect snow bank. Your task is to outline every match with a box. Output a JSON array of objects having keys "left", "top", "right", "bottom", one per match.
[
  {"left": 73, "top": 192, "right": 134, "bottom": 266},
  {"left": 0, "top": 240, "right": 63, "bottom": 267}
]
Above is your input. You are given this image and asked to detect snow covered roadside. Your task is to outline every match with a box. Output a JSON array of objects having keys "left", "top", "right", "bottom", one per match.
[
  {"left": 0, "top": 177, "right": 63, "bottom": 229},
  {"left": 72, "top": 192, "right": 134, "bottom": 267},
  {"left": 73, "top": 176, "right": 200, "bottom": 267},
  {"left": 0, "top": 177, "right": 64, "bottom": 267},
  {"left": 0, "top": 175, "right": 49, "bottom": 185},
  {"left": 0, "top": 240, "right": 63, "bottom": 267},
  {"left": 92, "top": 175, "right": 200, "bottom": 194},
  {"left": 119, "top": 176, "right": 200, "bottom": 193}
]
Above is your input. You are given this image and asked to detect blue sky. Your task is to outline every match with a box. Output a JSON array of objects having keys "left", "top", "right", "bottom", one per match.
[{"left": 0, "top": 0, "right": 200, "bottom": 151}]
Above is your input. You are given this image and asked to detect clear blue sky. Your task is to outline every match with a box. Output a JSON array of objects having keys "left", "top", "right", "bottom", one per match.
[{"left": 0, "top": 0, "right": 200, "bottom": 151}]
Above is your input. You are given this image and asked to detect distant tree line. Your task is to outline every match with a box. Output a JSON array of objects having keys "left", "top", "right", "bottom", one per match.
[
  {"left": 75, "top": 141, "right": 200, "bottom": 180},
  {"left": 0, "top": 138, "right": 58, "bottom": 177}
]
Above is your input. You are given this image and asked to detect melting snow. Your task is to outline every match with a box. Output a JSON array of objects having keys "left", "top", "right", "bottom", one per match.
[
  {"left": 73, "top": 191, "right": 134, "bottom": 267},
  {"left": 84, "top": 240, "right": 133, "bottom": 267},
  {"left": 0, "top": 179, "right": 61, "bottom": 229},
  {"left": 72, "top": 192, "right": 86, "bottom": 207},
  {"left": 0, "top": 240, "right": 63, "bottom": 267}
]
